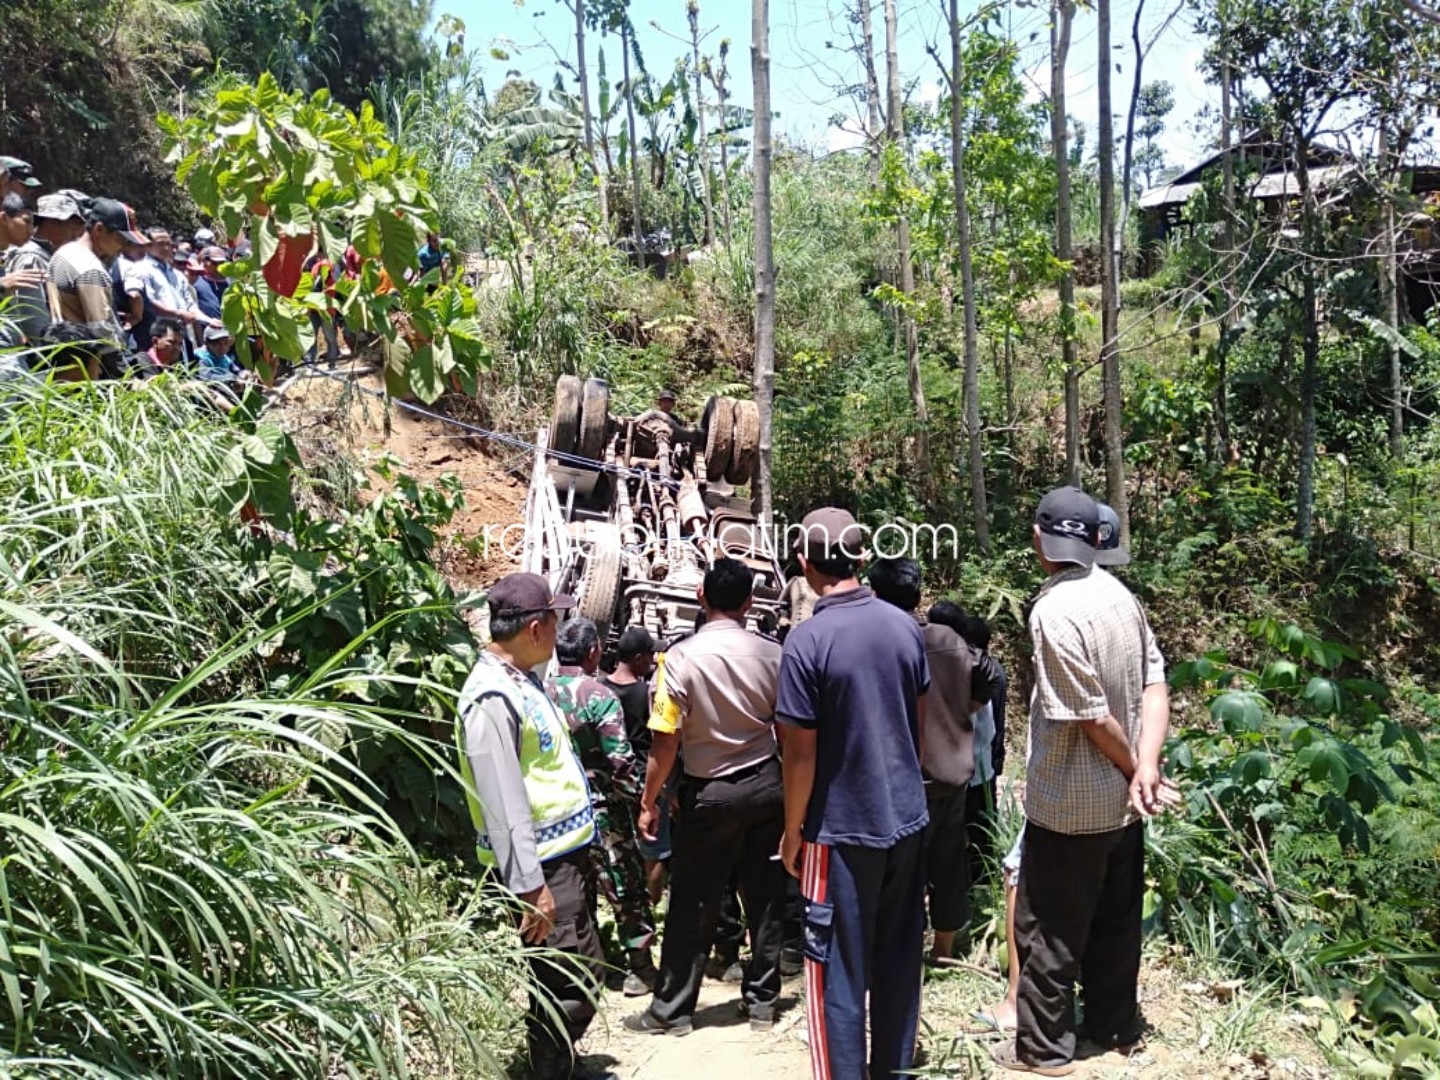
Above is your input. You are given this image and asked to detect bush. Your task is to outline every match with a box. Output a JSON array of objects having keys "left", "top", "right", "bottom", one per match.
[{"left": 0, "top": 377, "right": 532, "bottom": 1075}]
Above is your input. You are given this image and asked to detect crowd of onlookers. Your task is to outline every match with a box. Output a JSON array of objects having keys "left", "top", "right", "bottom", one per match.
[
  {"left": 0, "top": 155, "right": 250, "bottom": 389},
  {"left": 0, "top": 153, "right": 453, "bottom": 394}
]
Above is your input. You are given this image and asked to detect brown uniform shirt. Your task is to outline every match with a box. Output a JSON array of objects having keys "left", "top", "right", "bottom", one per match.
[{"left": 652, "top": 619, "right": 781, "bottom": 779}]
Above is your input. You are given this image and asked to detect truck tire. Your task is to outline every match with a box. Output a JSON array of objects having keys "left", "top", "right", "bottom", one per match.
[
  {"left": 549, "top": 374, "right": 582, "bottom": 458},
  {"left": 578, "top": 528, "right": 623, "bottom": 639},
  {"left": 577, "top": 377, "right": 611, "bottom": 463},
  {"left": 727, "top": 399, "right": 760, "bottom": 486},
  {"left": 703, "top": 395, "right": 735, "bottom": 482}
]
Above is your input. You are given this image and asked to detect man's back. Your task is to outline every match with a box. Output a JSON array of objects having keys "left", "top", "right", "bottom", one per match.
[
  {"left": 663, "top": 620, "right": 780, "bottom": 779},
  {"left": 778, "top": 587, "right": 929, "bottom": 848},
  {"left": 920, "top": 621, "right": 974, "bottom": 791},
  {"left": 1026, "top": 566, "right": 1164, "bottom": 835},
  {"left": 546, "top": 667, "right": 638, "bottom": 807}
]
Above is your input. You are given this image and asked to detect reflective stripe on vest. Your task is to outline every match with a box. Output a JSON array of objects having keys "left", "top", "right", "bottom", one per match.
[{"left": 457, "top": 653, "right": 595, "bottom": 868}]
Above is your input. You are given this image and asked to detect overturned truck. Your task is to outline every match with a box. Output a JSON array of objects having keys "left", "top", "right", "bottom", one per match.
[{"left": 522, "top": 376, "right": 785, "bottom": 647}]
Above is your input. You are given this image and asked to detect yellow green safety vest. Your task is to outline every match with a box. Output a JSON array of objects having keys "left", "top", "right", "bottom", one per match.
[{"left": 456, "top": 653, "right": 595, "bottom": 868}]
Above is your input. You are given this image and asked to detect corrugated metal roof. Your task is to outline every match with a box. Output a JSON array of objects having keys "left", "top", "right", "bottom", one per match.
[{"left": 1139, "top": 164, "right": 1356, "bottom": 211}]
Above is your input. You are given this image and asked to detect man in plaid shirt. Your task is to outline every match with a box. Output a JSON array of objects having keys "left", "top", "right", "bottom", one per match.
[{"left": 992, "top": 487, "right": 1171, "bottom": 1077}]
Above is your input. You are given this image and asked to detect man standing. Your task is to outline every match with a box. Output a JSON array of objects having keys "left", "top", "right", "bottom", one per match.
[
  {"left": 454, "top": 573, "right": 611, "bottom": 1080},
  {"left": 991, "top": 487, "right": 1170, "bottom": 1077},
  {"left": 49, "top": 199, "right": 146, "bottom": 346},
  {"left": 131, "top": 228, "right": 217, "bottom": 347},
  {"left": 625, "top": 557, "right": 786, "bottom": 1036},
  {"left": 194, "top": 246, "right": 229, "bottom": 322},
  {"left": 547, "top": 618, "right": 658, "bottom": 998},
  {"left": 2, "top": 192, "right": 83, "bottom": 347},
  {"left": 777, "top": 508, "right": 930, "bottom": 1080},
  {"left": 869, "top": 557, "right": 988, "bottom": 968},
  {"left": 0, "top": 157, "right": 41, "bottom": 200}
]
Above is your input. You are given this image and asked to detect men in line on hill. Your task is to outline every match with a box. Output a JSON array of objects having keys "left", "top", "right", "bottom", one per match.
[
  {"left": 455, "top": 574, "right": 614, "bottom": 1080},
  {"left": 627, "top": 557, "right": 787, "bottom": 1036},
  {"left": 778, "top": 508, "right": 931, "bottom": 1080},
  {"left": 546, "top": 618, "right": 658, "bottom": 999},
  {"left": 991, "top": 488, "right": 1172, "bottom": 1076}
]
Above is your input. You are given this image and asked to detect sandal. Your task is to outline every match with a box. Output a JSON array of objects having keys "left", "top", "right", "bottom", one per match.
[{"left": 989, "top": 1039, "right": 1077, "bottom": 1076}]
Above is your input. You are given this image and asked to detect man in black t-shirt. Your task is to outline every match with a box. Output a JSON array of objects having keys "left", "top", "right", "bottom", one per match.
[{"left": 602, "top": 626, "right": 657, "bottom": 755}]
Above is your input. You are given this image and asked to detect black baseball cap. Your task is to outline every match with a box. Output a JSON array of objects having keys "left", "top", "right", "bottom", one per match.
[
  {"left": 487, "top": 572, "right": 576, "bottom": 619},
  {"left": 658, "top": 387, "right": 678, "bottom": 401},
  {"left": 793, "top": 507, "right": 867, "bottom": 562},
  {"left": 616, "top": 626, "right": 656, "bottom": 658},
  {"left": 1034, "top": 486, "right": 1099, "bottom": 567},
  {"left": 1095, "top": 503, "right": 1130, "bottom": 567},
  {"left": 87, "top": 198, "right": 148, "bottom": 244}
]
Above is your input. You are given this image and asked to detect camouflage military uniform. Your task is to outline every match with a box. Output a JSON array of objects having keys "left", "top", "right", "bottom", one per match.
[{"left": 546, "top": 666, "right": 656, "bottom": 954}]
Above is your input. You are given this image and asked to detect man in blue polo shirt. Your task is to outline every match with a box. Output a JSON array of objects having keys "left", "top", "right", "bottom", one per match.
[{"left": 777, "top": 507, "right": 930, "bottom": 1080}]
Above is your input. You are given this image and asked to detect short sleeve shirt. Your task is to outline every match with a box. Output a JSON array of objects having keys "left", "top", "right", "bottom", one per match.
[
  {"left": 651, "top": 620, "right": 781, "bottom": 779},
  {"left": 776, "top": 586, "right": 931, "bottom": 848},
  {"left": 49, "top": 241, "right": 124, "bottom": 342},
  {"left": 1025, "top": 566, "right": 1166, "bottom": 835}
]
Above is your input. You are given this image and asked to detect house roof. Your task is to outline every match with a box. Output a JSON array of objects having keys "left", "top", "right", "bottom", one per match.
[{"left": 1139, "top": 163, "right": 1357, "bottom": 211}]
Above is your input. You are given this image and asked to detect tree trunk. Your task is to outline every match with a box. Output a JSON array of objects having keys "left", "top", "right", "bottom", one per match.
[
  {"left": 1380, "top": 118, "right": 1404, "bottom": 460},
  {"left": 575, "top": 0, "right": 608, "bottom": 230},
  {"left": 688, "top": 1, "right": 715, "bottom": 248},
  {"left": 1097, "top": 0, "right": 1129, "bottom": 545},
  {"left": 1217, "top": 49, "right": 1234, "bottom": 460},
  {"left": 951, "top": 0, "right": 988, "bottom": 552},
  {"left": 621, "top": 23, "right": 644, "bottom": 245},
  {"left": 1119, "top": 0, "right": 1147, "bottom": 266},
  {"left": 860, "top": 0, "right": 883, "bottom": 183},
  {"left": 883, "top": 0, "right": 929, "bottom": 487},
  {"left": 709, "top": 43, "right": 734, "bottom": 249},
  {"left": 1053, "top": 0, "right": 1080, "bottom": 486},
  {"left": 1295, "top": 138, "right": 1320, "bottom": 543},
  {"left": 751, "top": 0, "right": 775, "bottom": 528}
]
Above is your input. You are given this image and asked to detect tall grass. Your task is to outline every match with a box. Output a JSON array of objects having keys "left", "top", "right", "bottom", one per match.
[{"left": 0, "top": 377, "right": 531, "bottom": 1077}]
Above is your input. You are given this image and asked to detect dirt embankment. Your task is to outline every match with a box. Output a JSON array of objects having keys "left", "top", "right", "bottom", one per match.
[{"left": 272, "top": 365, "right": 530, "bottom": 593}]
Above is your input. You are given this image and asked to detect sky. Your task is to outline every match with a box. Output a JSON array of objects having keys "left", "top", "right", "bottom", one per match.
[{"left": 439, "top": 0, "right": 1219, "bottom": 181}]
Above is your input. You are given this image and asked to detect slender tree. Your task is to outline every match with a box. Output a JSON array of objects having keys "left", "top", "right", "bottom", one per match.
[
  {"left": 1097, "top": 0, "right": 1130, "bottom": 544},
  {"left": 687, "top": 0, "right": 715, "bottom": 247},
  {"left": 705, "top": 40, "right": 735, "bottom": 249},
  {"left": 1217, "top": 38, "right": 1236, "bottom": 459},
  {"left": 1052, "top": 0, "right": 1081, "bottom": 486},
  {"left": 860, "top": 0, "right": 884, "bottom": 182},
  {"left": 752, "top": 0, "right": 775, "bottom": 527},
  {"left": 620, "top": 16, "right": 645, "bottom": 243},
  {"left": 883, "top": 0, "right": 930, "bottom": 485},
  {"left": 950, "top": 0, "right": 988, "bottom": 551},
  {"left": 573, "top": 0, "right": 609, "bottom": 229}
]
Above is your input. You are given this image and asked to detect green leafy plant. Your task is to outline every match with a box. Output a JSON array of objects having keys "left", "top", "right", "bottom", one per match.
[{"left": 160, "top": 74, "right": 490, "bottom": 400}]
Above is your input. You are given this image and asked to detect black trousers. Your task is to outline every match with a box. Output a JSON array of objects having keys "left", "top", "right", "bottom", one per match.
[
  {"left": 1014, "top": 820, "right": 1144, "bottom": 1068},
  {"left": 650, "top": 757, "right": 786, "bottom": 1023},
  {"left": 923, "top": 785, "right": 970, "bottom": 934},
  {"left": 526, "top": 851, "right": 605, "bottom": 1079}
]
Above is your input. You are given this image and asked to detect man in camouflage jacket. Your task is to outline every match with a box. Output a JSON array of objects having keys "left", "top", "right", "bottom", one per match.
[{"left": 547, "top": 617, "right": 658, "bottom": 996}]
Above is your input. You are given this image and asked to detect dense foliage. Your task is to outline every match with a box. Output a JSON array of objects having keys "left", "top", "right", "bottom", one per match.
[{"left": 0, "top": 377, "right": 524, "bottom": 1075}]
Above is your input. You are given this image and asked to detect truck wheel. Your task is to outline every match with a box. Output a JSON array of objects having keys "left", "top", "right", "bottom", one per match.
[
  {"left": 703, "top": 395, "right": 735, "bottom": 482},
  {"left": 578, "top": 527, "right": 623, "bottom": 639},
  {"left": 727, "top": 399, "right": 760, "bottom": 486},
  {"left": 549, "top": 374, "right": 582, "bottom": 458},
  {"left": 577, "top": 377, "right": 611, "bottom": 463}
]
